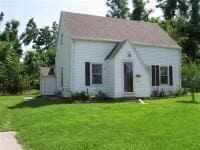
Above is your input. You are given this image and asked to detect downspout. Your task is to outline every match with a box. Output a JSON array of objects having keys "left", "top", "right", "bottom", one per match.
[{"left": 179, "top": 49, "right": 182, "bottom": 88}]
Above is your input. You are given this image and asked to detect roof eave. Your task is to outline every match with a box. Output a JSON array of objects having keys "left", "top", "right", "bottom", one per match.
[{"left": 71, "top": 37, "right": 182, "bottom": 50}]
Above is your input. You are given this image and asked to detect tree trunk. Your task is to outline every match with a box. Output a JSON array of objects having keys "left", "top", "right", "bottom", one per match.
[{"left": 192, "top": 91, "right": 195, "bottom": 102}]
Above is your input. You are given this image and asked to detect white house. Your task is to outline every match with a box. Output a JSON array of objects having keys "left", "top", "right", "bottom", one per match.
[{"left": 40, "top": 11, "right": 182, "bottom": 98}]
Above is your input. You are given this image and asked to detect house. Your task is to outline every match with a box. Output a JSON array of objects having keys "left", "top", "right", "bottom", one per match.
[{"left": 40, "top": 11, "right": 182, "bottom": 98}]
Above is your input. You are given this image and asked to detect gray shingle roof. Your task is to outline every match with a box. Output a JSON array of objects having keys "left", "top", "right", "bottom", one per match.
[{"left": 63, "top": 11, "right": 180, "bottom": 48}]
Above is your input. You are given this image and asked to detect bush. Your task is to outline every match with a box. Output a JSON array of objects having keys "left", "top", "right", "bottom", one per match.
[
  {"left": 71, "top": 91, "right": 90, "bottom": 101},
  {"left": 174, "top": 88, "right": 188, "bottom": 96},
  {"left": 151, "top": 88, "right": 188, "bottom": 98},
  {"left": 159, "top": 89, "right": 166, "bottom": 97},
  {"left": 151, "top": 89, "right": 160, "bottom": 97},
  {"left": 94, "top": 91, "right": 108, "bottom": 101},
  {"left": 55, "top": 90, "right": 62, "bottom": 97}
]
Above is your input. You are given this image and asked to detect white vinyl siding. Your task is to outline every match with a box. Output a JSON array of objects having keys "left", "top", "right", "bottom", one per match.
[
  {"left": 70, "top": 40, "right": 180, "bottom": 98},
  {"left": 114, "top": 42, "right": 150, "bottom": 98},
  {"left": 40, "top": 76, "right": 56, "bottom": 95},
  {"left": 105, "top": 59, "right": 115, "bottom": 97},
  {"left": 55, "top": 13, "right": 72, "bottom": 97},
  {"left": 136, "top": 45, "right": 180, "bottom": 92},
  {"left": 72, "top": 40, "right": 115, "bottom": 95}
]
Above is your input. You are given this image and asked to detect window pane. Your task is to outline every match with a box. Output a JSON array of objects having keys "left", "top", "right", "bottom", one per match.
[
  {"left": 160, "top": 67, "right": 168, "bottom": 75},
  {"left": 161, "top": 76, "right": 168, "bottom": 84},
  {"left": 92, "top": 75, "right": 102, "bottom": 84},
  {"left": 92, "top": 64, "right": 102, "bottom": 74}
]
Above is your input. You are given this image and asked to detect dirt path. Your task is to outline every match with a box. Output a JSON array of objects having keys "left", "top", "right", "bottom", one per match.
[{"left": 0, "top": 131, "right": 23, "bottom": 150}]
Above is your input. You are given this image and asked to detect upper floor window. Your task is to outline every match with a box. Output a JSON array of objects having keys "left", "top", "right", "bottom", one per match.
[
  {"left": 160, "top": 66, "right": 168, "bottom": 84},
  {"left": 92, "top": 64, "right": 102, "bottom": 84},
  {"left": 60, "top": 34, "right": 64, "bottom": 45}
]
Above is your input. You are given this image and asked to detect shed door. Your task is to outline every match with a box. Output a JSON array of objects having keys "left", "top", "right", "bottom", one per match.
[{"left": 124, "top": 62, "right": 133, "bottom": 92}]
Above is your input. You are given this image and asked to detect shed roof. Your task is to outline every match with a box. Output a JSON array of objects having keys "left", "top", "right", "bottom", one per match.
[{"left": 40, "top": 67, "right": 55, "bottom": 77}]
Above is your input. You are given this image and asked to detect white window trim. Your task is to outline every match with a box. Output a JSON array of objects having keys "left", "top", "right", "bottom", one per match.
[
  {"left": 90, "top": 63, "right": 103, "bottom": 85},
  {"left": 160, "top": 66, "right": 169, "bottom": 85}
]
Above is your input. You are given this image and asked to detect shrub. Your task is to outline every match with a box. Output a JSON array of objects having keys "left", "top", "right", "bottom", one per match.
[
  {"left": 71, "top": 91, "right": 89, "bottom": 101},
  {"left": 159, "top": 89, "right": 166, "bottom": 97},
  {"left": 151, "top": 89, "right": 160, "bottom": 97},
  {"left": 174, "top": 88, "right": 188, "bottom": 96},
  {"left": 55, "top": 90, "right": 62, "bottom": 97},
  {"left": 94, "top": 91, "right": 108, "bottom": 101}
]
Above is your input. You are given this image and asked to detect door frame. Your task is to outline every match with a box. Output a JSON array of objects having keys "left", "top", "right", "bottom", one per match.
[{"left": 121, "top": 60, "right": 135, "bottom": 95}]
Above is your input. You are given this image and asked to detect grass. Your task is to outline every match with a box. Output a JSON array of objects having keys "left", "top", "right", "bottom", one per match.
[{"left": 0, "top": 94, "right": 200, "bottom": 150}]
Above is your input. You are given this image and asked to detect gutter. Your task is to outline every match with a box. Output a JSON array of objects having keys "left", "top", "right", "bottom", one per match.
[{"left": 71, "top": 37, "right": 182, "bottom": 50}]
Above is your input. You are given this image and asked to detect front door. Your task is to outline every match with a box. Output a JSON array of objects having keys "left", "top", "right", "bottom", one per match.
[{"left": 124, "top": 62, "right": 133, "bottom": 92}]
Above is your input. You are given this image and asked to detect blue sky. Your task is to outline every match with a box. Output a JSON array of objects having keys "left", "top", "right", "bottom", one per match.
[{"left": 1, "top": 0, "right": 162, "bottom": 34}]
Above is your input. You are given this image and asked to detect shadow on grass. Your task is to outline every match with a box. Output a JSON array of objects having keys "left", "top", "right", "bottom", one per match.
[
  {"left": 8, "top": 97, "right": 75, "bottom": 109},
  {"left": 176, "top": 100, "right": 200, "bottom": 104},
  {"left": 8, "top": 96, "right": 139, "bottom": 109}
]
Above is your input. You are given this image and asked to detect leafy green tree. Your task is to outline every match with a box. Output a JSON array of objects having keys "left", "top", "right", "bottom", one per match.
[
  {"left": 182, "top": 62, "right": 200, "bottom": 102},
  {"left": 20, "top": 18, "right": 38, "bottom": 46},
  {"left": 0, "top": 12, "right": 3, "bottom": 22},
  {"left": 0, "top": 41, "right": 21, "bottom": 94},
  {"left": 157, "top": 0, "right": 189, "bottom": 20},
  {"left": 23, "top": 49, "right": 52, "bottom": 88},
  {"left": 157, "top": 0, "right": 178, "bottom": 20},
  {"left": 190, "top": 0, "right": 200, "bottom": 25},
  {"left": 177, "top": 0, "right": 189, "bottom": 16},
  {"left": 0, "top": 20, "right": 22, "bottom": 56},
  {"left": 106, "top": 0, "right": 129, "bottom": 18},
  {"left": 20, "top": 19, "right": 58, "bottom": 89},
  {"left": 131, "top": 0, "right": 152, "bottom": 21},
  {"left": 180, "top": 0, "right": 200, "bottom": 61}
]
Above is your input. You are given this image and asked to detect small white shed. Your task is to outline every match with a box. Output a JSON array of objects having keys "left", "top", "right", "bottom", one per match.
[{"left": 40, "top": 67, "right": 56, "bottom": 96}]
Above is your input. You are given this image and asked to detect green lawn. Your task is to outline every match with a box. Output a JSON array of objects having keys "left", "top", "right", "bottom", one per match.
[{"left": 0, "top": 94, "right": 200, "bottom": 150}]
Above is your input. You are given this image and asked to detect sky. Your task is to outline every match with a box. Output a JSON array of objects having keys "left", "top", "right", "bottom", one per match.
[{"left": 1, "top": 0, "right": 162, "bottom": 34}]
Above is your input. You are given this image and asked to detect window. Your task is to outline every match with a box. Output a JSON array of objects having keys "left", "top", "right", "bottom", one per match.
[
  {"left": 61, "top": 67, "right": 63, "bottom": 87},
  {"left": 92, "top": 64, "right": 102, "bottom": 84},
  {"left": 151, "top": 65, "right": 160, "bottom": 86},
  {"left": 60, "top": 34, "right": 64, "bottom": 45},
  {"left": 160, "top": 66, "right": 168, "bottom": 84}
]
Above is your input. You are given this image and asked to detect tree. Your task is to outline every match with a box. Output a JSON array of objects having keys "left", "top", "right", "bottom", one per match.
[
  {"left": 157, "top": 0, "right": 178, "bottom": 20},
  {"left": 23, "top": 50, "right": 49, "bottom": 88},
  {"left": 180, "top": 0, "right": 200, "bottom": 61},
  {"left": 106, "top": 0, "right": 129, "bottom": 19},
  {"left": 157, "top": 0, "right": 189, "bottom": 20},
  {"left": 0, "top": 41, "right": 21, "bottom": 94},
  {"left": 20, "top": 18, "right": 38, "bottom": 46},
  {"left": 20, "top": 19, "right": 58, "bottom": 89},
  {"left": 21, "top": 20, "right": 58, "bottom": 50},
  {"left": 131, "top": 0, "right": 152, "bottom": 21},
  {"left": 182, "top": 62, "right": 200, "bottom": 102},
  {"left": 177, "top": 0, "right": 189, "bottom": 16},
  {"left": 0, "top": 12, "right": 3, "bottom": 22},
  {"left": 190, "top": 0, "right": 200, "bottom": 25},
  {"left": 34, "top": 22, "right": 58, "bottom": 50},
  {"left": 0, "top": 20, "right": 22, "bottom": 56}
]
